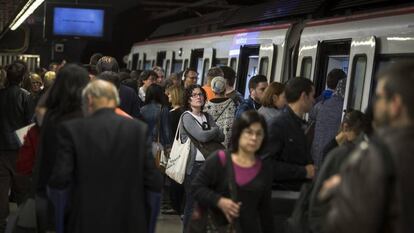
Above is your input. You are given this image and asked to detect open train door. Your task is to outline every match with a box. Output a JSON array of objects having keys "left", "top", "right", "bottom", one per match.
[
  {"left": 201, "top": 48, "right": 216, "bottom": 84},
  {"left": 296, "top": 41, "right": 319, "bottom": 81},
  {"left": 343, "top": 36, "right": 376, "bottom": 112},
  {"left": 258, "top": 43, "right": 276, "bottom": 81}
]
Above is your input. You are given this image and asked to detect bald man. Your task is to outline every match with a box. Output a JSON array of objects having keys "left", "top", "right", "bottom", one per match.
[{"left": 49, "top": 80, "right": 162, "bottom": 233}]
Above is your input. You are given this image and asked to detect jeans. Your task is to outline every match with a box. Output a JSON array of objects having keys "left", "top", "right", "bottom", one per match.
[{"left": 182, "top": 161, "right": 203, "bottom": 233}]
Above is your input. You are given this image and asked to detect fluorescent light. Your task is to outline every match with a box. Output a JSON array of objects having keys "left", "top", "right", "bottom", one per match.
[{"left": 9, "top": 0, "right": 45, "bottom": 31}]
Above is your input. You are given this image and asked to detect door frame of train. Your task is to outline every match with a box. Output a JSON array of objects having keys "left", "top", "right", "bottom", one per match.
[
  {"left": 296, "top": 41, "right": 319, "bottom": 81},
  {"left": 163, "top": 51, "right": 174, "bottom": 76},
  {"left": 201, "top": 48, "right": 216, "bottom": 84},
  {"left": 258, "top": 43, "right": 276, "bottom": 82},
  {"left": 343, "top": 36, "right": 376, "bottom": 112},
  {"left": 236, "top": 45, "right": 260, "bottom": 97},
  {"left": 313, "top": 40, "right": 351, "bottom": 98}
]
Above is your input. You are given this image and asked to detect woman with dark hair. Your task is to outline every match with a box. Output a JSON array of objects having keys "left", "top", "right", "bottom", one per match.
[
  {"left": 141, "top": 84, "right": 172, "bottom": 158},
  {"left": 36, "top": 64, "right": 90, "bottom": 232},
  {"left": 179, "top": 84, "right": 224, "bottom": 230},
  {"left": 258, "top": 81, "right": 286, "bottom": 124},
  {"left": 191, "top": 110, "right": 274, "bottom": 233}
]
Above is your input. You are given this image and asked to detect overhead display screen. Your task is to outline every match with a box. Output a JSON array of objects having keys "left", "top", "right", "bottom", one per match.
[{"left": 53, "top": 7, "right": 105, "bottom": 38}]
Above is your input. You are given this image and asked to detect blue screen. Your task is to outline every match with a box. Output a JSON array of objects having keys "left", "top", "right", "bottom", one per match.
[{"left": 53, "top": 7, "right": 104, "bottom": 37}]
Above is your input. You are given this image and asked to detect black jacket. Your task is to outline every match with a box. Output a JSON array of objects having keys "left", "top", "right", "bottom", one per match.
[
  {"left": 260, "top": 106, "right": 313, "bottom": 191},
  {"left": 49, "top": 108, "right": 162, "bottom": 233},
  {"left": 0, "top": 85, "right": 33, "bottom": 151},
  {"left": 192, "top": 151, "right": 274, "bottom": 233},
  {"left": 326, "top": 126, "right": 414, "bottom": 233}
]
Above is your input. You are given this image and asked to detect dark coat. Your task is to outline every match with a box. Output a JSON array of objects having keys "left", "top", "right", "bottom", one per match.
[
  {"left": 119, "top": 84, "right": 142, "bottom": 119},
  {"left": 260, "top": 106, "right": 312, "bottom": 191},
  {"left": 49, "top": 108, "right": 162, "bottom": 233},
  {"left": 326, "top": 126, "right": 414, "bottom": 233},
  {"left": 192, "top": 151, "right": 274, "bottom": 233},
  {"left": 0, "top": 85, "right": 33, "bottom": 151}
]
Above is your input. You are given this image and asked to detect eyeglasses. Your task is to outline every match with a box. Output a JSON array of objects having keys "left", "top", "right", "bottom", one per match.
[
  {"left": 242, "top": 129, "right": 264, "bottom": 138},
  {"left": 191, "top": 93, "right": 204, "bottom": 98}
]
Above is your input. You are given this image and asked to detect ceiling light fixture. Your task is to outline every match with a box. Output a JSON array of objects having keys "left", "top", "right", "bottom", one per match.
[{"left": 9, "top": 0, "right": 45, "bottom": 31}]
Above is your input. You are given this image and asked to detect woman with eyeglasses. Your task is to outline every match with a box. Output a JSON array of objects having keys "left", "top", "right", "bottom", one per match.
[
  {"left": 180, "top": 84, "right": 224, "bottom": 231},
  {"left": 191, "top": 110, "right": 274, "bottom": 233}
]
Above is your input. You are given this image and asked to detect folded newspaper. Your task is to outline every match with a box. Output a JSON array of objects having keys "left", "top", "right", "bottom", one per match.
[{"left": 15, "top": 123, "right": 35, "bottom": 146}]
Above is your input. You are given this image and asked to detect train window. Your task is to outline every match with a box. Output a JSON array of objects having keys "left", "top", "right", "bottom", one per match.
[
  {"left": 202, "top": 59, "right": 210, "bottom": 85},
  {"left": 132, "top": 54, "right": 139, "bottom": 70},
  {"left": 165, "top": 60, "right": 170, "bottom": 75},
  {"left": 215, "top": 58, "right": 228, "bottom": 67},
  {"left": 348, "top": 55, "right": 367, "bottom": 110},
  {"left": 259, "top": 57, "right": 269, "bottom": 76},
  {"left": 230, "top": 58, "right": 237, "bottom": 71},
  {"left": 138, "top": 60, "right": 142, "bottom": 70},
  {"left": 172, "top": 60, "right": 183, "bottom": 73},
  {"left": 144, "top": 61, "right": 152, "bottom": 70},
  {"left": 301, "top": 57, "right": 312, "bottom": 79},
  {"left": 183, "top": 59, "right": 189, "bottom": 70}
]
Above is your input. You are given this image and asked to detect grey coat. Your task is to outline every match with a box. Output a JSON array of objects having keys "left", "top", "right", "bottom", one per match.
[
  {"left": 179, "top": 111, "right": 224, "bottom": 175},
  {"left": 258, "top": 106, "right": 282, "bottom": 125}
]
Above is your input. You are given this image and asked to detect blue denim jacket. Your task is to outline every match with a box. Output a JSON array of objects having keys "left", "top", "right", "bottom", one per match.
[
  {"left": 235, "top": 96, "right": 261, "bottom": 119},
  {"left": 141, "top": 102, "right": 173, "bottom": 147}
]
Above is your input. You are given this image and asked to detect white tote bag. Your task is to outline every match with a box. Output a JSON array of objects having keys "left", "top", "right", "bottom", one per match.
[{"left": 165, "top": 119, "right": 191, "bottom": 184}]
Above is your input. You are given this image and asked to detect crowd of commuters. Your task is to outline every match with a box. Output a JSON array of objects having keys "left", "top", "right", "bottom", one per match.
[{"left": 0, "top": 55, "right": 413, "bottom": 233}]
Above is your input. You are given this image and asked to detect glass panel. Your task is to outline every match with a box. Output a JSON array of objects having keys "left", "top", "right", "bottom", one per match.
[
  {"left": 259, "top": 57, "right": 269, "bottom": 76},
  {"left": 144, "top": 61, "right": 152, "bottom": 70},
  {"left": 215, "top": 58, "right": 228, "bottom": 67},
  {"left": 202, "top": 59, "right": 210, "bottom": 85},
  {"left": 165, "top": 60, "right": 170, "bottom": 75},
  {"left": 132, "top": 54, "right": 139, "bottom": 70},
  {"left": 301, "top": 57, "right": 312, "bottom": 79},
  {"left": 348, "top": 55, "right": 367, "bottom": 110},
  {"left": 183, "top": 59, "right": 189, "bottom": 70},
  {"left": 230, "top": 58, "right": 237, "bottom": 71},
  {"left": 172, "top": 60, "right": 183, "bottom": 73}
]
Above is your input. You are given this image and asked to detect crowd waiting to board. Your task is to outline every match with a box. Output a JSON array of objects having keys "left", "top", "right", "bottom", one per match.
[{"left": 0, "top": 56, "right": 413, "bottom": 233}]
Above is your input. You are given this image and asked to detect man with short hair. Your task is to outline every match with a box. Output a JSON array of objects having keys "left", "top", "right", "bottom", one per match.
[
  {"left": 315, "top": 68, "right": 346, "bottom": 103},
  {"left": 235, "top": 74, "right": 268, "bottom": 118},
  {"left": 49, "top": 80, "right": 162, "bottom": 233},
  {"left": 326, "top": 62, "right": 414, "bottom": 233},
  {"left": 96, "top": 56, "right": 141, "bottom": 118},
  {"left": 221, "top": 66, "right": 243, "bottom": 107},
  {"left": 202, "top": 66, "right": 224, "bottom": 100},
  {"left": 261, "top": 77, "right": 316, "bottom": 190},
  {"left": 182, "top": 68, "right": 198, "bottom": 88},
  {"left": 0, "top": 60, "right": 33, "bottom": 232}
]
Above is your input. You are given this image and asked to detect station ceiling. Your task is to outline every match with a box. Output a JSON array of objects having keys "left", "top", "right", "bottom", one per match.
[{"left": 0, "top": 0, "right": 271, "bottom": 35}]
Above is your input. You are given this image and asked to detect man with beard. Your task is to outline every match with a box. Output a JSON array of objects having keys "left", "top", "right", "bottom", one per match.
[{"left": 325, "top": 62, "right": 414, "bottom": 233}]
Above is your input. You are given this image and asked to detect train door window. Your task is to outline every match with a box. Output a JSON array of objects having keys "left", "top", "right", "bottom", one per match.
[
  {"left": 259, "top": 57, "right": 269, "bottom": 76},
  {"left": 215, "top": 58, "right": 228, "bottom": 67},
  {"left": 144, "top": 61, "right": 152, "bottom": 70},
  {"left": 156, "top": 52, "right": 166, "bottom": 67},
  {"left": 348, "top": 55, "right": 367, "bottom": 110},
  {"left": 190, "top": 49, "right": 204, "bottom": 71},
  {"left": 138, "top": 60, "right": 142, "bottom": 69},
  {"left": 172, "top": 59, "right": 183, "bottom": 73},
  {"left": 197, "top": 58, "right": 204, "bottom": 80},
  {"left": 237, "top": 45, "right": 260, "bottom": 99},
  {"left": 165, "top": 60, "right": 171, "bottom": 75},
  {"left": 132, "top": 54, "right": 139, "bottom": 70},
  {"left": 152, "top": 60, "right": 155, "bottom": 67},
  {"left": 314, "top": 40, "right": 351, "bottom": 98},
  {"left": 202, "top": 59, "right": 210, "bottom": 85},
  {"left": 301, "top": 57, "right": 312, "bottom": 79},
  {"left": 183, "top": 59, "right": 189, "bottom": 71},
  {"left": 230, "top": 58, "right": 237, "bottom": 71}
]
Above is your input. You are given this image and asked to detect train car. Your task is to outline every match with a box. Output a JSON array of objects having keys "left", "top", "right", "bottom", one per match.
[{"left": 128, "top": 5, "right": 414, "bottom": 110}]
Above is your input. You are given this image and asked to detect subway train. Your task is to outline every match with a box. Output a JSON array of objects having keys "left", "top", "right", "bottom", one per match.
[{"left": 127, "top": 5, "right": 414, "bottom": 113}]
